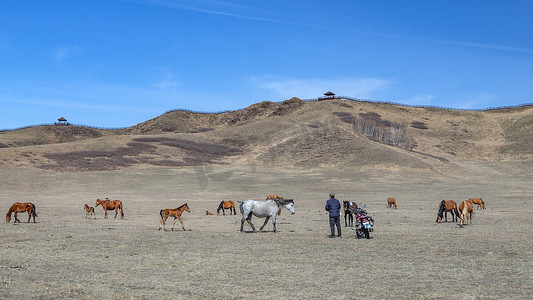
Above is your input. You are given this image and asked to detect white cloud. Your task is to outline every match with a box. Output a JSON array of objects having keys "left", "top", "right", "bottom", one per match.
[
  {"left": 150, "top": 68, "right": 180, "bottom": 90},
  {"left": 52, "top": 45, "right": 83, "bottom": 62},
  {"left": 251, "top": 76, "right": 391, "bottom": 99}
]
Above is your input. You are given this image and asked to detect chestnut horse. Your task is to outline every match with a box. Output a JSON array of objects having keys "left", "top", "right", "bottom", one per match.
[
  {"left": 217, "top": 200, "right": 236, "bottom": 215},
  {"left": 266, "top": 195, "right": 284, "bottom": 215},
  {"left": 387, "top": 197, "right": 398, "bottom": 209},
  {"left": 343, "top": 201, "right": 358, "bottom": 227},
  {"left": 469, "top": 198, "right": 485, "bottom": 209},
  {"left": 6, "top": 202, "right": 37, "bottom": 223},
  {"left": 459, "top": 200, "right": 474, "bottom": 226},
  {"left": 436, "top": 200, "right": 460, "bottom": 223},
  {"left": 84, "top": 204, "right": 96, "bottom": 219},
  {"left": 159, "top": 203, "right": 191, "bottom": 231},
  {"left": 95, "top": 198, "right": 124, "bottom": 219}
]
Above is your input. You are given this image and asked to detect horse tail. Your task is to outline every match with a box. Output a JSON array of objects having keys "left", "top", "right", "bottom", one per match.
[
  {"left": 31, "top": 203, "right": 38, "bottom": 217},
  {"left": 238, "top": 201, "right": 244, "bottom": 215},
  {"left": 160, "top": 209, "right": 164, "bottom": 219},
  {"left": 120, "top": 203, "right": 124, "bottom": 217}
]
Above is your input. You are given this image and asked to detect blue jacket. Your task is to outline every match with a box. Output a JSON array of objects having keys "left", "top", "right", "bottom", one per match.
[{"left": 325, "top": 198, "right": 341, "bottom": 217}]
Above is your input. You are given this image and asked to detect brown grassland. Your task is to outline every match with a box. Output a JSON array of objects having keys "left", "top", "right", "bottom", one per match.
[{"left": 1, "top": 99, "right": 532, "bottom": 299}]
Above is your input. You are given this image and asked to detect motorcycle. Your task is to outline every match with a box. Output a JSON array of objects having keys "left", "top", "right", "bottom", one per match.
[{"left": 350, "top": 206, "right": 374, "bottom": 239}]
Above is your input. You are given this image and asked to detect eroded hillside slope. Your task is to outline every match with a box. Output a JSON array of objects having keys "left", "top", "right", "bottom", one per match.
[{"left": 0, "top": 98, "right": 531, "bottom": 171}]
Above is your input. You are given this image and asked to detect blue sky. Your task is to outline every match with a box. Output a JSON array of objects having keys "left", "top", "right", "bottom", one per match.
[{"left": 1, "top": 0, "right": 532, "bottom": 129}]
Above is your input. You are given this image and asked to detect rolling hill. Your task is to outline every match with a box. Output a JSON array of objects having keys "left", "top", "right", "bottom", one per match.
[{"left": 1, "top": 98, "right": 532, "bottom": 172}]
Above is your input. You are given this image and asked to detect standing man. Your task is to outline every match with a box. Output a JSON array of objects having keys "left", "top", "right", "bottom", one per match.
[{"left": 325, "top": 192, "right": 341, "bottom": 238}]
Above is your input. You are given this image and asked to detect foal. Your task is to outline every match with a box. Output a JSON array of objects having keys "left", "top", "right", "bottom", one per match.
[
  {"left": 159, "top": 203, "right": 191, "bottom": 231},
  {"left": 84, "top": 204, "right": 96, "bottom": 219}
]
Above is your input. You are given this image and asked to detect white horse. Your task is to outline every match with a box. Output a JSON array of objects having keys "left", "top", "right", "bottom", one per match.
[{"left": 239, "top": 199, "right": 295, "bottom": 232}]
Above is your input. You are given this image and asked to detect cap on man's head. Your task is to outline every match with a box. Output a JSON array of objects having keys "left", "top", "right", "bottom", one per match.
[{"left": 329, "top": 193, "right": 335, "bottom": 198}]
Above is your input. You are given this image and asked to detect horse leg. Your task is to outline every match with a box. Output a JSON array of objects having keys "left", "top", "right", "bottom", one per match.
[
  {"left": 259, "top": 216, "right": 270, "bottom": 232},
  {"left": 178, "top": 216, "right": 185, "bottom": 231},
  {"left": 27, "top": 210, "right": 32, "bottom": 223},
  {"left": 246, "top": 214, "right": 256, "bottom": 232},
  {"left": 114, "top": 208, "right": 118, "bottom": 219},
  {"left": 344, "top": 212, "right": 348, "bottom": 227},
  {"left": 349, "top": 213, "right": 353, "bottom": 227},
  {"left": 172, "top": 217, "right": 177, "bottom": 231},
  {"left": 162, "top": 216, "right": 169, "bottom": 231},
  {"left": 14, "top": 212, "right": 20, "bottom": 223}
]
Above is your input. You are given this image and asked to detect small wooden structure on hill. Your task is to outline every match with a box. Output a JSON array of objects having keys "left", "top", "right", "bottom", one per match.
[
  {"left": 55, "top": 117, "right": 70, "bottom": 126},
  {"left": 318, "top": 91, "right": 337, "bottom": 101}
]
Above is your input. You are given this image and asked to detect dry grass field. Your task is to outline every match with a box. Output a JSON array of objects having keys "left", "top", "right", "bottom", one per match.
[{"left": 1, "top": 160, "right": 532, "bottom": 299}]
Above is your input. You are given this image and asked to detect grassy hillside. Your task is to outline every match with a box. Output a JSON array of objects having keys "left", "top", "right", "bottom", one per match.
[{"left": 1, "top": 98, "right": 532, "bottom": 171}]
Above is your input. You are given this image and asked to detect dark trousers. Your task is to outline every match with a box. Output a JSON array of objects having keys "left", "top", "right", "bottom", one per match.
[{"left": 329, "top": 216, "right": 341, "bottom": 236}]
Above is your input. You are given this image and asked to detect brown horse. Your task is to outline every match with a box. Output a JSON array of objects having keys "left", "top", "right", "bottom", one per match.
[
  {"left": 459, "top": 200, "right": 474, "bottom": 226},
  {"left": 217, "top": 200, "right": 236, "bottom": 215},
  {"left": 84, "top": 204, "right": 96, "bottom": 219},
  {"left": 6, "top": 202, "right": 37, "bottom": 223},
  {"left": 159, "top": 203, "right": 191, "bottom": 231},
  {"left": 436, "top": 200, "right": 460, "bottom": 223},
  {"left": 266, "top": 195, "right": 284, "bottom": 215},
  {"left": 95, "top": 198, "right": 124, "bottom": 219},
  {"left": 343, "top": 201, "right": 358, "bottom": 227},
  {"left": 469, "top": 198, "right": 485, "bottom": 209},
  {"left": 387, "top": 197, "right": 398, "bottom": 209},
  {"left": 205, "top": 211, "right": 214, "bottom": 215}
]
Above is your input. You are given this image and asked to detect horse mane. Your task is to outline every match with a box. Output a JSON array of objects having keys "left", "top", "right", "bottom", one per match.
[
  {"left": 437, "top": 200, "right": 446, "bottom": 217},
  {"left": 217, "top": 201, "right": 224, "bottom": 211},
  {"left": 274, "top": 199, "right": 293, "bottom": 207},
  {"left": 178, "top": 203, "right": 188, "bottom": 210}
]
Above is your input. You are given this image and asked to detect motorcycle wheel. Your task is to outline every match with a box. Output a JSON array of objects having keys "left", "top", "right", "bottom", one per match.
[{"left": 362, "top": 228, "right": 370, "bottom": 239}]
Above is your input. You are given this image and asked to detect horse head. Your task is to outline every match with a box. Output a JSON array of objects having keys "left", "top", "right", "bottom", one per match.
[
  {"left": 183, "top": 203, "right": 191, "bottom": 213},
  {"left": 276, "top": 199, "right": 295, "bottom": 214},
  {"left": 95, "top": 199, "right": 102, "bottom": 207},
  {"left": 436, "top": 200, "right": 445, "bottom": 222},
  {"left": 6, "top": 213, "right": 11, "bottom": 223}
]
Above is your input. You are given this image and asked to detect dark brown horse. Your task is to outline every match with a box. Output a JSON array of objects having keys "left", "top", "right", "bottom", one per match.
[
  {"left": 159, "top": 203, "right": 191, "bottom": 231},
  {"left": 6, "top": 202, "right": 37, "bottom": 223},
  {"left": 469, "top": 198, "right": 485, "bottom": 209},
  {"left": 343, "top": 201, "right": 358, "bottom": 227},
  {"left": 84, "top": 204, "right": 96, "bottom": 219},
  {"left": 436, "top": 200, "right": 460, "bottom": 223},
  {"left": 387, "top": 197, "right": 398, "bottom": 209},
  {"left": 95, "top": 198, "right": 124, "bottom": 219},
  {"left": 217, "top": 200, "right": 236, "bottom": 215}
]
